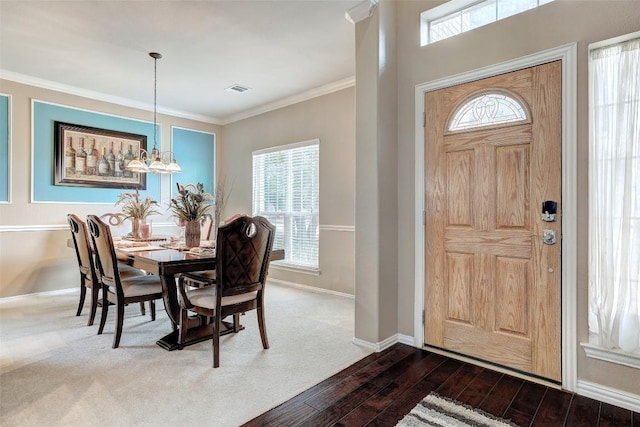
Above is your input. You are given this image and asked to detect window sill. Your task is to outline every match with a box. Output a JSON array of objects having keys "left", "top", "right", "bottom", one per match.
[
  {"left": 271, "top": 261, "right": 321, "bottom": 276},
  {"left": 581, "top": 336, "right": 640, "bottom": 369}
]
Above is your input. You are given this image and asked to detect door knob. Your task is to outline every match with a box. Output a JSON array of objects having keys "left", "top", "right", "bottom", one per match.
[{"left": 543, "top": 229, "right": 557, "bottom": 245}]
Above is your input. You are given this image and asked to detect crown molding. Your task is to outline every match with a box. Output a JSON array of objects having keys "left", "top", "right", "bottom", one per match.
[
  {"left": 220, "top": 76, "right": 355, "bottom": 125},
  {"left": 1, "top": 69, "right": 354, "bottom": 127},
  {"left": 0, "top": 69, "right": 221, "bottom": 125},
  {"left": 345, "top": 0, "right": 379, "bottom": 24}
]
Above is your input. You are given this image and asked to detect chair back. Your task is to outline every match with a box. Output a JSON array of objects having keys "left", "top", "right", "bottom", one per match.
[
  {"left": 67, "top": 214, "right": 96, "bottom": 285},
  {"left": 216, "top": 216, "right": 275, "bottom": 296},
  {"left": 87, "top": 214, "right": 121, "bottom": 292},
  {"left": 100, "top": 212, "right": 129, "bottom": 237}
]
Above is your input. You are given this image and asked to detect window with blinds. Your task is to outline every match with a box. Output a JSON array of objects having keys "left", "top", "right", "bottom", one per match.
[{"left": 252, "top": 139, "right": 319, "bottom": 270}]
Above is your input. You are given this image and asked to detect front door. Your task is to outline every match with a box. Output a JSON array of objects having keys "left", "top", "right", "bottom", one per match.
[{"left": 424, "top": 61, "right": 562, "bottom": 381}]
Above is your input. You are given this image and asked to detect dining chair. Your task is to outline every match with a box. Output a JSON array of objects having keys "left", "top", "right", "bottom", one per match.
[
  {"left": 86, "top": 214, "right": 164, "bottom": 348},
  {"left": 99, "top": 212, "right": 149, "bottom": 317},
  {"left": 185, "top": 214, "right": 244, "bottom": 289},
  {"left": 68, "top": 214, "right": 148, "bottom": 326},
  {"left": 177, "top": 215, "right": 275, "bottom": 367},
  {"left": 99, "top": 212, "right": 129, "bottom": 237}
]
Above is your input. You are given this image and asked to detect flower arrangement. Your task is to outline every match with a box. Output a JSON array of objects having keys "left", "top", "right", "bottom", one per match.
[
  {"left": 115, "top": 189, "right": 160, "bottom": 220},
  {"left": 169, "top": 182, "right": 213, "bottom": 221}
]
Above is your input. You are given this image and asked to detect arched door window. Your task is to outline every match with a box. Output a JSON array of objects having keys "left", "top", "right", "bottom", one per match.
[{"left": 447, "top": 90, "right": 530, "bottom": 132}]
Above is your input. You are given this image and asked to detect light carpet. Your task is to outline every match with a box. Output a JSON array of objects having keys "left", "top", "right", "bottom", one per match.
[
  {"left": 396, "top": 393, "right": 518, "bottom": 427},
  {"left": 0, "top": 282, "right": 371, "bottom": 427}
]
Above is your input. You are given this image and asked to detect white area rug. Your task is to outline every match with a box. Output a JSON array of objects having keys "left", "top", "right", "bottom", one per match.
[
  {"left": 0, "top": 282, "right": 371, "bottom": 426},
  {"left": 396, "top": 393, "right": 518, "bottom": 427}
]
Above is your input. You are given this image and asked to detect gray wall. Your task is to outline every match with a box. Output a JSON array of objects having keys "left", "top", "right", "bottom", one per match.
[
  {"left": 354, "top": 0, "right": 399, "bottom": 345},
  {"left": 220, "top": 87, "right": 356, "bottom": 295}
]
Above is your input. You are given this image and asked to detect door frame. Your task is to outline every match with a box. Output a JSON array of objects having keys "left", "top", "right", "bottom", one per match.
[{"left": 413, "top": 43, "right": 577, "bottom": 391}]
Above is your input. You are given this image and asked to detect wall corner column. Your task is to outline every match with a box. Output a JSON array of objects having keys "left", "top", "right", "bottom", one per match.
[{"left": 352, "top": 0, "right": 398, "bottom": 347}]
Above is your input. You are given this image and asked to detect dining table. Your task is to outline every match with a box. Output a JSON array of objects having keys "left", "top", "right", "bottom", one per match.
[{"left": 115, "top": 244, "right": 285, "bottom": 351}]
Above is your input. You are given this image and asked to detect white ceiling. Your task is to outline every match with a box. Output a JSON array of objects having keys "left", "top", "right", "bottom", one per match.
[{"left": 0, "top": 0, "right": 360, "bottom": 124}]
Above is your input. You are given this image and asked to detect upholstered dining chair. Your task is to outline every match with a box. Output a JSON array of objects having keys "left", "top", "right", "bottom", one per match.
[
  {"left": 177, "top": 215, "right": 275, "bottom": 367},
  {"left": 99, "top": 212, "right": 129, "bottom": 237},
  {"left": 67, "top": 214, "right": 147, "bottom": 326},
  {"left": 86, "top": 215, "right": 164, "bottom": 348}
]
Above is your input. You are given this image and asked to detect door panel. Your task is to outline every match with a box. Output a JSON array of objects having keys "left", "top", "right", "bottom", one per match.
[
  {"left": 424, "top": 61, "right": 562, "bottom": 381},
  {"left": 496, "top": 145, "right": 530, "bottom": 228}
]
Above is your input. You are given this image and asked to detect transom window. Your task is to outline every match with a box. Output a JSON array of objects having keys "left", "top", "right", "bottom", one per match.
[
  {"left": 252, "top": 139, "right": 319, "bottom": 271},
  {"left": 421, "top": 0, "right": 555, "bottom": 46},
  {"left": 448, "top": 90, "right": 529, "bottom": 132}
]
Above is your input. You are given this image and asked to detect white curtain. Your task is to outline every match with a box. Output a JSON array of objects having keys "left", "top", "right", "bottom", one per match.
[{"left": 588, "top": 37, "right": 640, "bottom": 353}]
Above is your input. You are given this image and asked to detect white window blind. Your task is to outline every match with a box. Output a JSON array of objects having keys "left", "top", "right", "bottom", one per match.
[
  {"left": 588, "top": 34, "right": 640, "bottom": 355},
  {"left": 252, "top": 140, "right": 319, "bottom": 269}
]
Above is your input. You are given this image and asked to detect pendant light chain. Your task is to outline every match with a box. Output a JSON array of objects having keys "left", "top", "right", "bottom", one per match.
[
  {"left": 123, "top": 52, "right": 181, "bottom": 174},
  {"left": 153, "top": 53, "right": 158, "bottom": 154}
]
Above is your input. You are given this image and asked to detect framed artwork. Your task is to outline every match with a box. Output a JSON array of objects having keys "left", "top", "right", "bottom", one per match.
[{"left": 54, "top": 121, "right": 147, "bottom": 189}]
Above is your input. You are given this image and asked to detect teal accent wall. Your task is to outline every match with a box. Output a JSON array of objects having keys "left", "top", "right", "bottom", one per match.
[
  {"left": 32, "top": 101, "right": 160, "bottom": 203},
  {"left": 0, "top": 95, "right": 9, "bottom": 202},
  {"left": 171, "top": 127, "right": 215, "bottom": 196}
]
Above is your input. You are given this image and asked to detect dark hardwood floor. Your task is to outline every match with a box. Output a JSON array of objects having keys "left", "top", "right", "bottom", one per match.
[{"left": 243, "top": 343, "right": 639, "bottom": 427}]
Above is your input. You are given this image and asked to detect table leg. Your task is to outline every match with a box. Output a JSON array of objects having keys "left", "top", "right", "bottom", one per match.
[
  {"left": 155, "top": 273, "right": 241, "bottom": 351},
  {"left": 158, "top": 273, "right": 180, "bottom": 327},
  {"left": 156, "top": 273, "right": 203, "bottom": 350}
]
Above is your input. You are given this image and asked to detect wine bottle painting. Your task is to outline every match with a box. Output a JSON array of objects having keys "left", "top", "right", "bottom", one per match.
[{"left": 54, "top": 121, "right": 147, "bottom": 189}]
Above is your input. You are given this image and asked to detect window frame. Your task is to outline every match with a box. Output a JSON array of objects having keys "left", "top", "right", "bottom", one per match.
[
  {"left": 583, "top": 31, "right": 640, "bottom": 367},
  {"left": 252, "top": 139, "right": 320, "bottom": 274},
  {"left": 420, "top": 0, "right": 555, "bottom": 46}
]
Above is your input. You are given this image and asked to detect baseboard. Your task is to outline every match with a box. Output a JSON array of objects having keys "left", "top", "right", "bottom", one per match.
[
  {"left": 352, "top": 336, "right": 395, "bottom": 352},
  {"left": 576, "top": 379, "right": 640, "bottom": 412},
  {"left": 352, "top": 333, "right": 418, "bottom": 352},
  {"left": 267, "top": 277, "right": 354, "bottom": 299},
  {"left": 0, "top": 287, "right": 76, "bottom": 303}
]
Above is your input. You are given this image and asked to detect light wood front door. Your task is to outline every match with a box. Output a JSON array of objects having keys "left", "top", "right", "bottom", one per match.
[{"left": 424, "top": 61, "right": 562, "bottom": 381}]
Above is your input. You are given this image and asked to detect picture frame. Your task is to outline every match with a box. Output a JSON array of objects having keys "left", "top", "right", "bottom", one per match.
[{"left": 54, "top": 121, "right": 147, "bottom": 189}]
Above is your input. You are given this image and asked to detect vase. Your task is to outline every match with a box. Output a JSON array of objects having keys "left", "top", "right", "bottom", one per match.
[
  {"left": 141, "top": 220, "right": 152, "bottom": 239},
  {"left": 131, "top": 218, "right": 142, "bottom": 239},
  {"left": 184, "top": 220, "right": 201, "bottom": 248}
]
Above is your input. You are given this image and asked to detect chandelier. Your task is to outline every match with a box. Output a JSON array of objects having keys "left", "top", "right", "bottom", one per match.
[{"left": 126, "top": 52, "right": 182, "bottom": 174}]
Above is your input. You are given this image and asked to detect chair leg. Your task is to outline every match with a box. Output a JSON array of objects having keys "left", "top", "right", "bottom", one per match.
[
  {"left": 233, "top": 313, "right": 241, "bottom": 332},
  {"left": 88, "top": 285, "right": 99, "bottom": 326},
  {"left": 98, "top": 288, "right": 109, "bottom": 335},
  {"left": 113, "top": 301, "right": 125, "bottom": 349},
  {"left": 140, "top": 302, "right": 146, "bottom": 315},
  {"left": 76, "top": 277, "right": 87, "bottom": 316},
  {"left": 213, "top": 311, "right": 221, "bottom": 368},
  {"left": 257, "top": 305, "right": 269, "bottom": 349},
  {"left": 150, "top": 300, "right": 156, "bottom": 321}
]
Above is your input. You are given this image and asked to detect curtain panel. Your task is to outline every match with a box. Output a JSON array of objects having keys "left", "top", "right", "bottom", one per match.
[{"left": 588, "top": 37, "right": 640, "bottom": 354}]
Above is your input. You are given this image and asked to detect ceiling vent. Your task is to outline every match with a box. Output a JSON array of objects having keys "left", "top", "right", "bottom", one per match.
[{"left": 226, "top": 84, "right": 251, "bottom": 93}]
